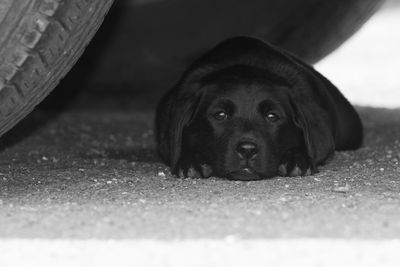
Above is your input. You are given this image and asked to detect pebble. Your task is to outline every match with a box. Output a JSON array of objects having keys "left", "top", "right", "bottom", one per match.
[
  {"left": 366, "top": 159, "right": 374, "bottom": 165},
  {"left": 333, "top": 183, "right": 350, "bottom": 193},
  {"left": 352, "top": 162, "right": 362, "bottom": 168},
  {"left": 279, "top": 197, "right": 288, "bottom": 202}
]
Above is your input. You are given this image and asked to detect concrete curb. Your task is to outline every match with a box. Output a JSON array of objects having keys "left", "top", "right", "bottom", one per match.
[{"left": 1, "top": 239, "right": 400, "bottom": 267}]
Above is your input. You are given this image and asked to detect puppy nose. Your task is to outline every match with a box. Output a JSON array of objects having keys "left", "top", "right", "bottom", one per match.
[{"left": 236, "top": 141, "right": 258, "bottom": 159}]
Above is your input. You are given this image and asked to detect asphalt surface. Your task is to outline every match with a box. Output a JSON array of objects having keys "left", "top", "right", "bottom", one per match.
[{"left": 0, "top": 104, "right": 400, "bottom": 239}]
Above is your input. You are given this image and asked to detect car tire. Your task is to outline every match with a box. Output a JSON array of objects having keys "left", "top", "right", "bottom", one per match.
[{"left": 0, "top": 0, "right": 114, "bottom": 138}]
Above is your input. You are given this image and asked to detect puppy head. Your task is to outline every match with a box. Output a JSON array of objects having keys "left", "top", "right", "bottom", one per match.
[
  {"left": 156, "top": 37, "right": 340, "bottom": 180},
  {"left": 181, "top": 65, "right": 305, "bottom": 179}
]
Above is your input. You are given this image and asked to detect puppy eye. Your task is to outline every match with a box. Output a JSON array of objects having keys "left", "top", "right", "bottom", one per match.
[
  {"left": 214, "top": 111, "right": 228, "bottom": 121},
  {"left": 265, "top": 112, "right": 279, "bottom": 122}
]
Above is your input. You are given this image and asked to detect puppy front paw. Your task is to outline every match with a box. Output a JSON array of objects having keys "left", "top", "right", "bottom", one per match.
[
  {"left": 173, "top": 161, "right": 213, "bottom": 178},
  {"left": 278, "top": 150, "right": 315, "bottom": 177}
]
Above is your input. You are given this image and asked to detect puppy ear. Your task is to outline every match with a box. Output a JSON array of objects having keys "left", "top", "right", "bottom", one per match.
[
  {"left": 279, "top": 49, "right": 363, "bottom": 150},
  {"left": 288, "top": 96, "right": 335, "bottom": 167},
  {"left": 156, "top": 82, "right": 204, "bottom": 172}
]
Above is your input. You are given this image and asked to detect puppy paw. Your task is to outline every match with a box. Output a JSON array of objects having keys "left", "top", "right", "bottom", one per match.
[
  {"left": 174, "top": 162, "right": 213, "bottom": 178},
  {"left": 278, "top": 150, "right": 315, "bottom": 177},
  {"left": 178, "top": 167, "right": 201, "bottom": 178}
]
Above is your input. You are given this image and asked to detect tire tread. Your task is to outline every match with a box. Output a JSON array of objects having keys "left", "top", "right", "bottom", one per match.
[{"left": 0, "top": 0, "right": 114, "bottom": 137}]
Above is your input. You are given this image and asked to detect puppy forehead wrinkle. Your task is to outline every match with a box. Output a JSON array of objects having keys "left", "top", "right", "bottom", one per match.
[
  {"left": 203, "top": 77, "right": 292, "bottom": 122},
  {"left": 228, "top": 84, "right": 284, "bottom": 112}
]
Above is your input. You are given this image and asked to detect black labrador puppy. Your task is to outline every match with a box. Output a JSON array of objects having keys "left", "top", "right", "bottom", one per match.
[{"left": 155, "top": 36, "right": 363, "bottom": 180}]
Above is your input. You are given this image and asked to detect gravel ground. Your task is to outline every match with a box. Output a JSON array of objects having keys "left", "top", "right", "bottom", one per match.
[{"left": 0, "top": 105, "right": 400, "bottom": 239}]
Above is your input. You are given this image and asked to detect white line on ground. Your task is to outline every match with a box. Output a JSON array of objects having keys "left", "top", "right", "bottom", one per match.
[{"left": 1, "top": 239, "right": 400, "bottom": 267}]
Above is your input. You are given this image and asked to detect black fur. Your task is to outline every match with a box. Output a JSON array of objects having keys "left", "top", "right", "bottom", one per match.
[{"left": 155, "top": 36, "right": 363, "bottom": 180}]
